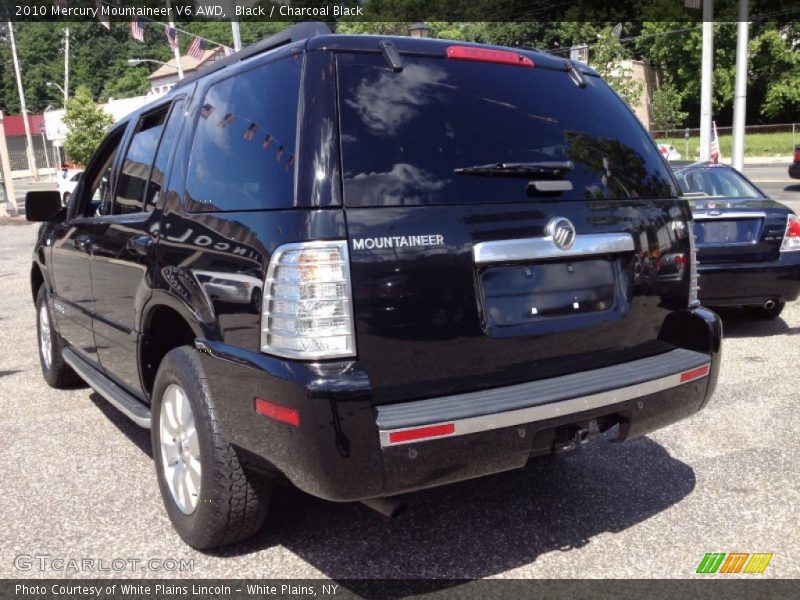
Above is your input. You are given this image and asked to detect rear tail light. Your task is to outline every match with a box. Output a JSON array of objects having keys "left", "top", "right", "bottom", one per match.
[
  {"left": 261, "top": 241, "right": 356, "bottom": 359},
  {"left": 688, "top": 221, "right": 701, "bottom": 306},
  {"left": 446, "top": 45, "right": 534, "bottom": 68},
  {"left": 794, "top": 147, "right": 800, "bottom": 163},
  {"left": 781, "top": 214, "right": 800, "bottom": 252}
]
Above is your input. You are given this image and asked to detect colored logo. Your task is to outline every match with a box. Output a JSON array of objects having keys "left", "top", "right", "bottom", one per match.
[{"left": 696, "top": 553, "right": 773, "bottom": 574}]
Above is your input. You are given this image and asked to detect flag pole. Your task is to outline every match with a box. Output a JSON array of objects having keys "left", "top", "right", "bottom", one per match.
[
  {"left": 231, "top": 19, "right": 242, "bottom": 52},
  {"left": 165, "top": 0, "right": 183, "bottom": 79}
]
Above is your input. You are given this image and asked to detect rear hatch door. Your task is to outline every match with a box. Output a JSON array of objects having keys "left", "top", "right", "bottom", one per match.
[{"left": 336, "top": 49, "right": 692, "bottom": 404}]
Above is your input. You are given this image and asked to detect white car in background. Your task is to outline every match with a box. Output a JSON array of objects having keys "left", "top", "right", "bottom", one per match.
[
  {"left": 57, "top": 170, "right": 83, "bottom": 205},
  {"left": 658, "top": 144, "right": 682, "bottom": 161}
]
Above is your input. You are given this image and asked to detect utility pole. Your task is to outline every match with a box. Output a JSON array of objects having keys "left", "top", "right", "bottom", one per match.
[
  {"left": 165, "top": 0, "right": 184, "bottom": 79},
  {"left": 0, "top": 111, "right": 20, "bottom": 217},
  {"left": 63, "top": 28, "right": 69, "bottom": 106},
  {"left": 732, "top": 0, "right": 749, "bottom": 171},
  {"left": 231, "top": 19, "right": 242, "bottom": 52},
  {"left": 699, "top": 0, "right": 714, "bottom": 162},
  {"left": 7, "top": 22, "right": 39, "bottom": 181}
]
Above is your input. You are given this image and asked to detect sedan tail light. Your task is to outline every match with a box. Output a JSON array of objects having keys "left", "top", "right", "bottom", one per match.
[
  {"left": 781, "top": 214, "right": 800, "bottom": 252},
  {"left": 794, "top": 147, "right": 800, "bottom": 163},
  {"left": 261, "top": 241, "right": 356, "bottom": 359}
]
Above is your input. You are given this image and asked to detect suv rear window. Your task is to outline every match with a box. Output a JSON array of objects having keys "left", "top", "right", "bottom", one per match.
[
  {"left": 184, "top": 55, "right": 302, "bottom": 212},
  {"left": 337, "top": 53, "right": 677, "bottom": 207}
]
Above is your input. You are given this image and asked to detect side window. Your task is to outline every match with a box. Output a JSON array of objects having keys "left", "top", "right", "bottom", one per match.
[
  {"left": 145, "top": 99, "right": 185, "bottom": 208},
  {"left": 184, "top": 55, "right": 302, "bottom": 212},
  {"left": 113, "top": 108, "right": 168, "bottom": 215},
  {"left": 80, "top": 128, "right": 124, "bottom": 218}
]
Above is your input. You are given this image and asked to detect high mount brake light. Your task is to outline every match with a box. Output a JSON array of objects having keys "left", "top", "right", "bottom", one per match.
[{"left": 446, "top": 46, "right": 534, "bottom": 68}]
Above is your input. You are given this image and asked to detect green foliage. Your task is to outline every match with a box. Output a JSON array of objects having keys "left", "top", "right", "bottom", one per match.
[
  {"left": 2, "top": 18, "right": 800, "bottom": 129},
  {"left": 62, "top": 85, "right": 114, "bottom": 166},
  {"left": 650, "top": 83, "right": 688, "bottom": 133},
  {"left": 591, "top": 26, "right": 644, "bottom": 108}
]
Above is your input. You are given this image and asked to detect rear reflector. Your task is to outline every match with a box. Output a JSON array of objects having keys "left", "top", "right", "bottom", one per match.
[
  {"left": 254, "top": 397, "right": 300, "bottom": 426},
  {"left": 388, "top": 423, "right": 455, "bottom": 444},
  {"left": 446, "top": 46, "right": 534, "bottom": 68},
  {"left": 680, "top": 364, "right": 710, "bottom": 383}
]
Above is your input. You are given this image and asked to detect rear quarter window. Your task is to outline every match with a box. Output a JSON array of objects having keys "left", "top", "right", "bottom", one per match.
[
  {"left": 184, "top": 55, "right": 302, "bottom": 212},
  {"left": 337, "top": 53, "right": 677, "bottom": 207}
]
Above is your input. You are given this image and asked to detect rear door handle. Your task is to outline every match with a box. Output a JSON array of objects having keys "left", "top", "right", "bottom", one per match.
[{"left": 73, "top": 235, "right": 92, "bottom": 253}]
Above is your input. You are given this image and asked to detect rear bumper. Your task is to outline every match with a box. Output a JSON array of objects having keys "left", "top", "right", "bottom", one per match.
[
  {"left": 789, "top": 163, "right": 800, "bottom": 180},
  {"left": 698, "top": 253, "right": 800, "bottom": 305},
  {"left": 199, "top": 307, "right": 722, "bottom": 502}
]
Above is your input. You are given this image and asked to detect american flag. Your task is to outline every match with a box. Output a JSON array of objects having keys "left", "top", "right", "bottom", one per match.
[
  {"left": 285, "top": 154, "right": 295, "bottom": 172},
  {"left": 165, "top": 26, "right": 178, "bottom": 51},
  {"left": 710, "top": 121, "right": 721, "bottom": 164},
  {"left": 130, "top": 19, "right": 145, "bottom": 42},
  {"left": 187, "top": 36, "right": 207, "bottom": 60},
  {"left": 218, "top": 114, "right": 235, "bottom": 129},
  {"left": 275, "top": 146, "right": 285, "bottom": 162},
  {"left": 243, "top": 123, "right": 257, "bottom": 141},
  {"left": 200, "top": 104, "right": 215, "bottom": 119},
  {"left": 97, "top": 1, "right": 110, "bottom": 29},
  {"left": 262, "top": 135, "right": 273, "bottom": 150}
]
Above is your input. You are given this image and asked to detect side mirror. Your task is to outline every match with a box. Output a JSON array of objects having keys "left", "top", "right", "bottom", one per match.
[{"left": 25, "top": 191, "right": 65, "bottom": 222}]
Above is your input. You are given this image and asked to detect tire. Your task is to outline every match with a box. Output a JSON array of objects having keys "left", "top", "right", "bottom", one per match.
[
  {"left": 743, "top": 301, "right": 785, "bottom": 320},
  {"left": 151, "top": 347, "right": 269, "bottom": 549},
  {"left": 35, "top": 286, "right": 82, "bottom": 388}
]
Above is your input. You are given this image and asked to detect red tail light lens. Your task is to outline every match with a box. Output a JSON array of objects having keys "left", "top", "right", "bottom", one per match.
[
  {"left": 254, "top": 398, "right": 300, "bottom": 427},
  {"left": 782, "top": 214, "right": 800, "bottom": 252},
  {"left": 794, "top": 148, "right": 800, "bottom": 163},
  {"left": 674, "top": 254, "right": 687, "bottom": 268},
  {"left": 446, "top": 46, "right": 534, "bottom": 68}
]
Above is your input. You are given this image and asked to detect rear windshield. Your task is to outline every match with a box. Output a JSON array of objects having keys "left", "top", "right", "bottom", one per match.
[
  {"left": 674, "top": 166, "right": 762, "bottom": 199},
  {"left": 337, "top": 53, "right": 677, "bottom": 207}
]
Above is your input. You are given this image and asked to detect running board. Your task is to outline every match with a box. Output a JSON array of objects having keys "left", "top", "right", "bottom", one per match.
[{"left": 63, "top": 348, "right": 152, "bottom": 428}]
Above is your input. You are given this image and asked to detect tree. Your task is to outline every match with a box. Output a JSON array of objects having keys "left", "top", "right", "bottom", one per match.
[
  {"left": 62, "top": 85, "right": 113, "bottom": 166},
  {"left": 591, "top": 26, "right": 644, "bottom": 108},
  {"left": 651, "top": 83, "right": 688, "bottom": 137}
]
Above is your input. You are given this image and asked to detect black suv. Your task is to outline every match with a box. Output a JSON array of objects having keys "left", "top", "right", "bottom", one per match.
[{"left": 27, "top": 23, "right": 721, "bottom": 549}]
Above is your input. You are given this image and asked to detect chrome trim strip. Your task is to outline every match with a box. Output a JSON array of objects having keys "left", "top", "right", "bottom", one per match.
[
  {"left": 379, "top": 365, "right": 710, "bottom": 447},
  {"left": 473, "top": 232, "right": 634, "bottom": 264},
  {"left": 693, "top": 211, "right": 767, "bottom": 220}
]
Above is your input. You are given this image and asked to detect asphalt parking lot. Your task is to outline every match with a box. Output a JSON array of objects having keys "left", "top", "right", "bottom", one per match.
[{"left": 1, "top": 181, "right": 799, "bottom": 581}]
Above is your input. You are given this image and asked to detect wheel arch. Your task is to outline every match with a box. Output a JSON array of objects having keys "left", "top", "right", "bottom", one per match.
[{"left": 139, "top": 299, "right": 204, "bottom": 398}]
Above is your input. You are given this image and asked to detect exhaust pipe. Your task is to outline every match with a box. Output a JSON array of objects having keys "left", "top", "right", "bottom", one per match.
[
  {"left": 764, "top": 299, "right": 776, "bottom": 310},
  {"left": 360, "top": 497, "right": 408, "bottom": 519}
]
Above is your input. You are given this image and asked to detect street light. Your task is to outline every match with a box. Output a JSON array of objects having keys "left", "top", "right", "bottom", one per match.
[
  {"left": 127, "top": 58, "right": 178, "bottom": 68},
  {"left": 408, "top": 22, "right": 431, "bottom": 38},
  {"left": 46, "top": 81, "right": 66, "bottom": 98}
]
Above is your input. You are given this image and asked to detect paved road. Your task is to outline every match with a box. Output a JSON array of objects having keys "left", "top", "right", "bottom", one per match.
[{"left": 0, "top": 223, "right": 798, "bottom": 581}]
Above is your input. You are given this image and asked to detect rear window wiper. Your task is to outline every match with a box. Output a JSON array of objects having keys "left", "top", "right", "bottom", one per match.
[{"left": 453, "top": 161, "right": 574, "bottom": 178}]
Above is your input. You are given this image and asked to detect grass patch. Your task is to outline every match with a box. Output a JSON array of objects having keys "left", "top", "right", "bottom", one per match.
[{"left": 655, "top": 130, "right": 797, "bottom": 159}]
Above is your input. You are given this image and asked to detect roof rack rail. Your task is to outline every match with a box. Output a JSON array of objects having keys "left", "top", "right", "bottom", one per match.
[{"left": 173, "top": 21, "right": 332, "bottom": 89}]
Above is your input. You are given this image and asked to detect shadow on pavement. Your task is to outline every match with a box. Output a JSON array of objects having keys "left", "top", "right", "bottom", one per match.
[
  {"left": 88, "top": 391, "right": 152, "bottom": 458},
  {"left": 783, "top": 184, "right": 800, "bottom": 192},
  {"left": 712, "top": 306, "right": 800, "bottom": 338},
  {"left": 216, "top": 435, "right": 695, "bottom": 584}
]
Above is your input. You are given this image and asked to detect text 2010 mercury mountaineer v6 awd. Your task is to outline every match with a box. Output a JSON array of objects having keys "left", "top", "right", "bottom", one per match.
[{"left": 26, "top": 24, "right": 721, "bottom": 549}]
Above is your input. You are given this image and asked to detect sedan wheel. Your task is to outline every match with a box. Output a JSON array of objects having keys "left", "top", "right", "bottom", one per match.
[{"left": 159, "top": 383, "right": 202, "bottom": 514}]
